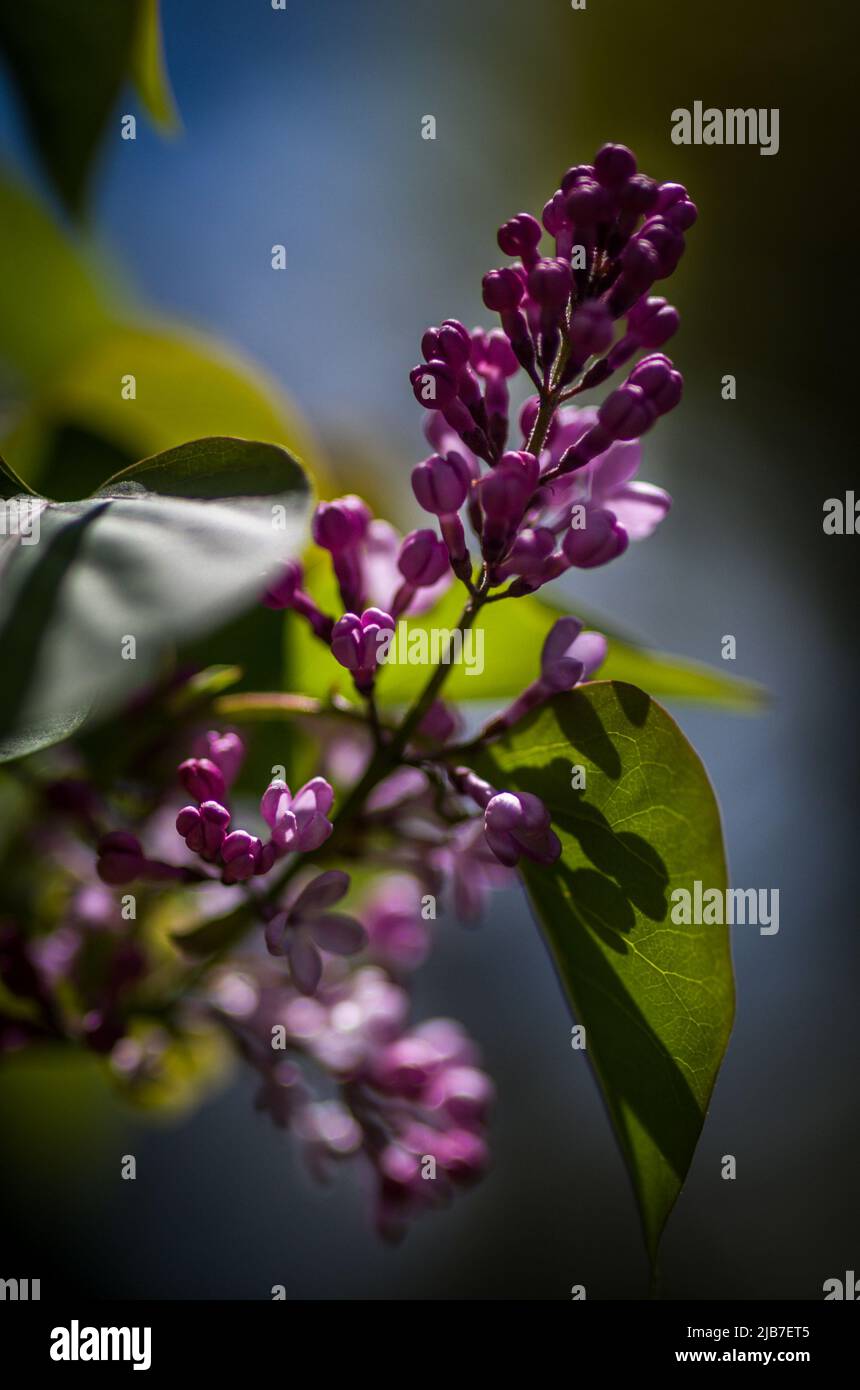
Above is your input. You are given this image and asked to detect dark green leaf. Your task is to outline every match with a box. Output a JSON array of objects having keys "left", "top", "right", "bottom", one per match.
[
  {"left": 474, "top": 681, "right": 734, "bottom": 1260},
  {"left": 0, "top": 1, "right": 142, "bottom": 215}
]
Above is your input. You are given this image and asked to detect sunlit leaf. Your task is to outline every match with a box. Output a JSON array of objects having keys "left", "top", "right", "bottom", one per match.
[{"left": 474, "top": 681, "right": 734, "bottom": 1260}]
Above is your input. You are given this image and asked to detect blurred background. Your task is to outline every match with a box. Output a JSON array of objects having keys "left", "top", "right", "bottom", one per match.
[{"left": 0, "top": 0, "right": 856, "bottom": 1299}]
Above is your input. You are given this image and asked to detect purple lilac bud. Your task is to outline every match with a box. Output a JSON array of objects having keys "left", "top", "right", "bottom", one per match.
[
  {"left": 594, "top": 142, "right": 637, "bottom": 187},
  {"left": 178, "top": 757, "right": 226, "bottom": 805},
  {"left": 528, "top": 257, "right": 572, "bottom": 310},
  {"left": 193, "top": 730, "right": 245, "bottom": 787},
  {"left": 497, "top": 213, "right": 543, "bottom": 266},
  {"left": 96, "top": 833, "right": 188, "bottom": 886},
  {"left": 424, "top": 1065, "right": 495, "bottom": 1130},
  {"left": 410, "top": 360, "right": 458, "bottom": 410},
  {"left": 263, "top": 560, "right": 335, "bottom": 641},
  {"left": 638, "top": 218, "right": 685, "bottom": 278},
  {"left": 560, "top": 164, "right": 595, "bottom": 195},
  {"left": 483, "top": 791, "right": 561, "bottom": 867},
  {"left": 313, "top": 499, "right": 364, "bottom": 552},
  {"left": 262, "top": 559, "right": 300, "bottom": 609},
  {"left": 176, "top": 800, "right": 230, "bottom": 860},
  {"left": 482, "top": 267, "right": 524, "bottom": 313},
  {"left": 411, "top": 453, "right": 471, "bottom": 515},
  {"left": 331, "top": 608, "right": 395, "bottom": 693},
  {"left": 498, "top": 526, "right": 556, "bottom": 577},
  {"left": 541, "top": 616, "right": 607, "bottom": 688},
  {"left": 312, "top": 496, "right": 372, "bottom": 614},
  {"left": 481, "top": 617, "right": 608, "bottom": 737},
  {"left": 262, "top": 777, "right": 335, "bottom": 853},
  {"left": 627, "top": 296, "right": 680, "bottom": 347},
  {"left": 471, "top": 328, "right": 518, "bottom": 378},
  {"left": 598, "top": 382, "right": 657, "bottom": 440},
  {"left": 563, "top": 509, "right": 629, "bottom": 568},
  {"left": 392, "top": 530, "right": 450, "bottom": 616},
  {"left": 416, "top": 700, "right": 462, "bottom": 745},
  {"left": 627, "top": 353, "right": 684, "bottom": 414},
  {"left": 95, "top": 832, "right": 146, "bottom": 886},
  {"left": 398, "top": 530, "right": 449, "bottom": 586},
  {"left": 542, "top": 189, "right": 568, "bottom": 237},
  {"left": 565, "top": 177, "right": 613, "bottom": 229},
  {"left": 221, "top": 830, "right": 262, "bottom": 884},
  {"left": 568, "top": 300, "right": 614, "bottom": 365},
  {"left": 476, "top": 452, "right": 539, "bottom": 562},
  {"left": 655, "top": 182, "right": 698, "bottom": 230}
]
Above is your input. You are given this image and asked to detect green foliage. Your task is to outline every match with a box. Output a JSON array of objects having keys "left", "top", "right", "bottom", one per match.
[
  {"left": 0, "top": 437, "right": 311, "bottom": 761},
  {"left": 0, "top": 172, "right": 322, "bottom": 500},
  {"left": 474, "top": 682, "right": 734, "bottom": 1260},
  {"left": 0, "top": 0, "right": 173, "bottom": 216}
]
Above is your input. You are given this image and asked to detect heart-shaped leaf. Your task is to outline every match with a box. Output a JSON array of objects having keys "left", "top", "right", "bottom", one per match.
[{"left": 473, "top": 681, "right": 734, "bottom": 1260}]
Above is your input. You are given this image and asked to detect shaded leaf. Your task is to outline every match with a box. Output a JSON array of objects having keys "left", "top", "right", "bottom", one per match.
[
  {"left": 0, "top": 0, "right": 141, "bottom": 215},
  {"left": 474, "top": 681, "right": 734, "bottom": 1260}
]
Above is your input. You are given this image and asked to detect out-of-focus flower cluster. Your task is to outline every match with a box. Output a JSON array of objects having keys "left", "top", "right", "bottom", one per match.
[{"left": 212, "top": 959, "right": 491, "bottom": 1239}]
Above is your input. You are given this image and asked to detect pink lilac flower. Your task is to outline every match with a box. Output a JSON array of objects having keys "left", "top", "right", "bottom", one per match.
[
  {"left": 264, "top": 870, "right": 367, "bottom": 994},
  {"left": 260, "top": 776, "right": 335, "bottom": 853}
]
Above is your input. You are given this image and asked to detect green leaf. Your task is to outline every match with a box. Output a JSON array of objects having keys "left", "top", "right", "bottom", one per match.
[
  {"left": 0, "top": 174, "right": 323, "bottom": 498},
  {"left": 43, "top": 325, "right": 322, "bottom": 474},
  {"left": 288, "top": 570, "right": 765, "bottom": 711},
  {"left": 93, "top": 433, "right": 308, "bottom": 502},
  {"left": 0, "top": 452, "right": 39, "bottom": 501},
  {"left": 473, "top": 681, "right": 734, "bottom": 1261},
  {"left": 0, "top": 437, "right": 311, "bottom": 758},
  {"left": 0, "top": 1, "right": 142, "bottom": 216},
  {"left": 0, "top": 172, "right": 114, "bottom": 388},
  {"left": 130, "top": 0, "right": 179, "bottom": 133}
]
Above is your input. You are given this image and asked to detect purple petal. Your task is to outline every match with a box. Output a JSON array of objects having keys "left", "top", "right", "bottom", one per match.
[
  {"left": 288, "top": 935, "right": 323, "bottom": 995},
  {"left": 541, "top": 616, "right": 584, "bottom": 674},
  {"left": 264, "top": 912, "right": 289, "bottom": 957},
  {"left": 260, "top": 780, "right": 290, "bottom": 829},
  {"left": 607, "top": 482, "right": 671, "bottom": 540},
  {"left": 589, "top": 438, "right": 641, "bottom": 498},
  {"left": 291, "top": 869, "right": 351, "bottom": 916},
  {"left": 310, "top": 913, "right": 368, "bottom": 956},
  {"left": 568, "top": 631, "right": 609, "bottom": 679},
  {"left": 293, "top": 777, "right": 334, "bottom": 817},
  {"left": 293, "top": 813, "right": 334, "bottom": 853}
]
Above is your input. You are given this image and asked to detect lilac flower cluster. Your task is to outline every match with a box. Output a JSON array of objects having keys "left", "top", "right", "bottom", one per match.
[
  {"left": 96, "top": 730, "right": 335, "bottom": 888},
  {"left": 4, "top": 144, "right": 694, "bottom": 1241},
  {"left": 405, "top": 142, "right": 689, "bottom": 592}
]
